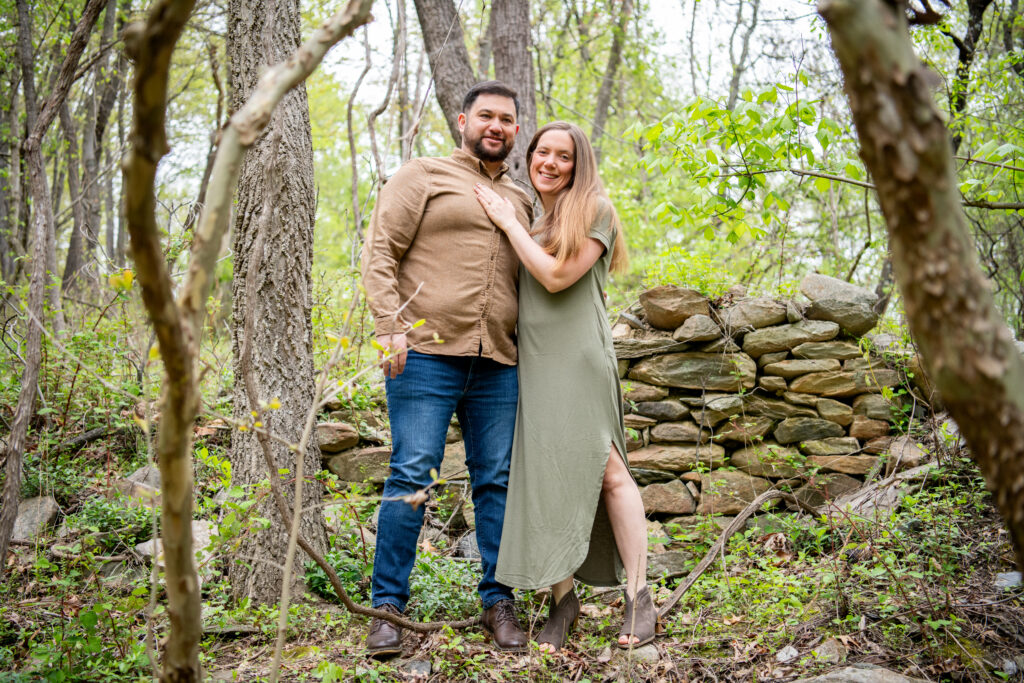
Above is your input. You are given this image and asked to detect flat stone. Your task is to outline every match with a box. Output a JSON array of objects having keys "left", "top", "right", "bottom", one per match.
[
  {"left": 639, "top": 286, "right": 710, "bottom": 330},
  {"left": 816, "top": 398, "right": 854, "bottom": 426},
  {"left": 12, "top": 496, "right": 60, "bottom": 543},
  {"left": 853, "top": 394, "right": 893, "bottom": 421},
  {"left": 135, "top": 519, "right": 216, "bottom": 568},
  {"left": 790, "top": 369, "right": 900, "bottom": 397},
  {"left": 792, "top": 341, "right": 863, "bottom": 360},
  {"left": 995, "top": 571, "right": 1022, "bottom": 590},
  {"left": 730, "top": 442, "right": 805, "bottom": 479},
  {"left": 697, "top": 470, "right": 773, "bottom": 515},
  {"left": 806, "top": 299, "right": 879, "bottom": 336},
  {"left": 640, "top": 480, "right": 696, "bottom": 515},
  {"left": 713, "top": 415, "right": 775, "bottom": 445},
  {"left": 757, "top": 351, "right": 789, "bottom": 367},
  {"left": 678, "top": 392, "right": 731, "bottom": 408},
  {"left": 793, "top": 663, "right": 928, "bottom": 682},
  {"left": 758, "top": 376, "right": 788, "bottom": 392},
  {"left": 621, "top": 380, "right": 670, "bottom": 403},
  {"left": 806, "top": 455, "right": 877, "bottom": 476},
  {"left": 647, "top": 549, "right": 694, "bottom": 578},
  {"left": 884, "top": 435, "right": 928, "bottom": 474},
  {"left": 799, "top": 437, "right": 861, "bottom": 456},
  {"left": 628, "top": 352, "right": 756, "bottom": 392},
  {"left": 776, "top": 645, "right": 799, "bottom": 664},
  {"left": 716, "top": 297, "right": 787, "bottom": 336},
  {"left": 613, "top": 643, "right": 660, "bottom": 663},
  {"left": 672, "top": 314, "right": 720, "bottom": 342},
  {"left": 844, "top": 356, "right": 888, "bottom": 372},
  {"left": 627, "top": 443, "right": 727, "bottom": 472},
  {"left": 782, "top": 391, "right": 820, "bottom": 407},
  {"left": 786, "top": 300, "right": 806, "bottom": 323},
  {"left": 800, "top": 273, "right": 877, "bottom": 307},
  {"left": 624, "top": 414, "right": 658, "bottom": 429},
  {"left": 764, "top": 359, "right": 841, "bottom": 378},
  {"left": 634, "top": 399, "right": 689, "bottom": 421},
  {"left": 774, "top": 418, "right": 845, "bottom": 444},
  {"left": 317, "top": 422, "right": 360, "bottom": 454},
  {"left": 742, "top": 320, "right": 840, "bottom": 358},
  {"left": 126, "top": 465, "right": 161, "bottom": 489},
  {"left": 849, "top": 415, "right": 889, "bottom": 440},
  {"left": 663, "top": 515, "right": 737, "bottom": 534},
  {"left": 650, "top": 421, "right": 710, "bottom": 443},
  {"left": 614, "top": 337, "right": 688, "bottom": 359},
  {"left": 863, "top": 437, "right": 892, "bottom": 454},
  {"left": 699, "top": 337, "right": 742, "bottom": 353},
  {"left": 401, "top": 660, "right": 432, "bottom": 678},
  {"left": 812, "top": 637, "right": 848, "bottom": 664},
  {"left": 791, "top": 473, "right": 862, "bottom": 509},
  {"left": 630, "top": 468, "right": 677, "bottom": 486},
  {"left": 743, "top": 395, "right": 817, "bottom": 419},
  {"left": 625, "top": 429, "right": 645, "bottom": 453},
  {"left": 325, "top": 446, "right": 392, "bottom": 483}
]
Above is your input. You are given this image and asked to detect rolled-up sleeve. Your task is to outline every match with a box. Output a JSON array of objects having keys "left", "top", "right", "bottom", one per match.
[{"left": 361, "top": 160, "right": 431, "bottom": 336}]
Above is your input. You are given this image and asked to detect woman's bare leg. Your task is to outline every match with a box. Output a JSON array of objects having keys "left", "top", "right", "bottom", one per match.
[{"left": 601, "top": 444, "right": 649, "bottom": 645}]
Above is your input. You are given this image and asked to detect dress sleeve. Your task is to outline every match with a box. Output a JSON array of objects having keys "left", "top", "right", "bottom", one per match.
[{"left": 587, "top": 200, "right": 616, "bottom": 253}]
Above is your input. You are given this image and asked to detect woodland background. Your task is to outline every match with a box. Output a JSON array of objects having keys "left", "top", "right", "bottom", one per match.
[{"left": 1, "top": 0, "right": 1024, "bottom": 679}]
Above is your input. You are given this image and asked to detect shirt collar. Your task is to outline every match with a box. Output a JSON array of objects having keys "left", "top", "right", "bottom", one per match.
[{"left": 450, "top": 148, "right": 509, "bottom": 180}]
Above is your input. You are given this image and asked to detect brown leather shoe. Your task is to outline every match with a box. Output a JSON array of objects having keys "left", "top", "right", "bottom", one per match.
[
  {"left": 365, "top": 603, "right": 404, "bottom": 658},
  {"left": 481, "top": 599, "right": 527, "bottom": 651}
]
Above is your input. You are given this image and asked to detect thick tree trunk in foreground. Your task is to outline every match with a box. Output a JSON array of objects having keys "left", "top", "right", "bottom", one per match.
[
  {"left": 412, "top": 0, "right": 475, "bottom": 145},
  {"left": 491, "top": 0, "right": 535, "bottom": 184},
  {"left": 820, "top": 0, "right": 1024, "bottom": 570},
  {"left": 227, "top": 0, "right": 327, "bottom": 604}
]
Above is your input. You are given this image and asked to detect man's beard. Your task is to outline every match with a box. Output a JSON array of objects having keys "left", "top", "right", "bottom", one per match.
[{"left": 468, "top": 132, "right": 512, "bottom": 162}]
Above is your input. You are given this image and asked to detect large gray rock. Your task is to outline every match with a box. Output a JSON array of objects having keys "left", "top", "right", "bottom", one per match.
[
  {"left": 716, "top": 297, "right": 787, "bottom": 336},
  {"left": 853, "top": 394, "right": 893, "bottom": 420},
  {"left": 650, "top": 421, "right": 710, "bottom": 444},
  {"left": 730, "top": 442, "right": 805, "bottom": 479},
  {"left": 630, "top": 468, "right": 678, "bottom": 486},
  {"left": 634, "top": 399, "right": 689, "bottom": 421},
  {"left": 697, "top": 471, "right": 773, "bottom": 515},
  {"left": 757, "top": 351, "right": 789, "bottom": 367},
  {"left": 628, "top": 353, "right": 756, "bottom": 391},
  {"left": 743, "top": 395, "right": 817, "bottom": 420},
  {"left": 806, "top": 455, "right": 878, "bottom": 476},
  {"left": 640, "top": 480, "right": 696, "bottom": 515},
  {"left": 126, "top": 465, "right": 161, "bottom": 489},
  {"left": 774, "top": 418, "right": 845, "bottom": 444},
  {"left": 800, "top": 273, "right": 877, "bottom": 307},
  {"left": 624, "top": 414, "right": 657, "bottom": 429},
  {"left": 790, "top": 369, "right": 900, "bottom": 397},
  {"left": 742, "top": 320, "right": 840, "bottom": 357},
  {"left": 758, "top": 376, "right": 788, "bottom": 392},
  {"left": 885, "top": 435, "right": 929, "bottom": 474},
  {"left": 816, "top": 398, "right": 854, "bottom": 426},
  {"left": 763, "top": 359, "right": 841, "bottom": 378},
  {"left": 849, "top": 415, "right": 890, "bottom": 440},
  {"left": 782, "top": 391, "right": 821, "bottom": 407},
  {"left": 844, "top": 356, "right": 888, "bottom": 372},
  {"left": 647, "top": 549, "right": 696, "bottom": 578},
  {"left": 324, "top": 446, "right": 391, "bottom": 483},
  {"left": 672, "top": 314, "right": 720, "bottom": 342},
  {"left": 639, "top": 286, "right": 709, "bottom": 330},
  {"left": 806, "top": 299, "right": 879, "bottom": 336},
  {"left": 621, "top": 381, "right": 669, "bottom": 403},
  {"left": 627, "top": 443, "right": 727, "bottom": 472},
  {"left": 614, "top": 337, "right": 688, "bottom": 359},
  {"left": 12, "top": 496, "right": 60, "bottom": 543},
  {"left": 792, "top": 341, "right": 863, "bottom": 360},
  {"left": 317, "top": 422, "right": 360, "bottom": 454},
  {"left": 714, "top": 415, "right": 775, "bottom": 445},
  {"left": 700, "top": 337, "right": 742, "bottom": 353},
  {"left": 135, "top": 519, "right": 216, "bottom": 568},
  {"left": 692, "top": 396, "right": 745, "bottom": 427},
  {"left": 792, "top": 663, "right": 928, "bottom": 682}
]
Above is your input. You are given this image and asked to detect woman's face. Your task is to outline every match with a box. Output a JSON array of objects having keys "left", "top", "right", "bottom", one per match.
[{"left": 529, "top": 130, "right": 575, "bottom": 203}]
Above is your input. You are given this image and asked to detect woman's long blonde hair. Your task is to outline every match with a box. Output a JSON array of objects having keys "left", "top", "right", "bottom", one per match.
[{"left": 528, "top": 122, "right": 629, "bottom": 273}]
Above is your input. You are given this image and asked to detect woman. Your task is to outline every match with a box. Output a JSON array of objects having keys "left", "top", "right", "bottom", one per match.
[{"left": 474, "top": 121, "right": 655, "bottom": 653}]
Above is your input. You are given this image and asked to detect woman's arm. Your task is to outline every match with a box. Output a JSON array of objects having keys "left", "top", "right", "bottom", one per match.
[{"left": 475, "top": 184, "right": 604, "bottom": 293}]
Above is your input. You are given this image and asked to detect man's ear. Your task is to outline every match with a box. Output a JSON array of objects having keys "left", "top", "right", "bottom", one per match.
[{"left": 457, "top": 112, "right": 467, "bottom": 133}]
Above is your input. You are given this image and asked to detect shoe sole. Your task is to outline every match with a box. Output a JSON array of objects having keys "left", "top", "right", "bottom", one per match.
[{"left": 366, "top": 644, "right": 403, "bottom": 659}]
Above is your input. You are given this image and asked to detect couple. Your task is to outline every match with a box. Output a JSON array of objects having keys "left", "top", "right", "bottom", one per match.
[{"left": 361, "top": 80, "right": 654, "bottom": 657}]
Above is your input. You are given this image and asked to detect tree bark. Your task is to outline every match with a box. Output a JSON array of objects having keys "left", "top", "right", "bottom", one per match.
[
  {"left": 59, "top": 101, "right": 88, "bottom": 292},
  {"left": 491, "top": 0, "right": 536, "bottom": 184},
  {"left": 227, "top": 0, "right": 327, "bottom": 605},
  {"left": 819, "top": 0, "right": 1024, "bottom": 570},
  {"left": 1, "top": 0, "right": 105, "bottom": 579},
  {"left": 411, "top": 0, "right": 476, "bottom": 145},
  {"left": 0, "top": 65, "right": 14, "bottom": 284}
]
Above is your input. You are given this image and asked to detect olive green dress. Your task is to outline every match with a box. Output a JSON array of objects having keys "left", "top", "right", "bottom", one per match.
[{"left": 495, "top": 202, "right": 631, "bottom": 590}]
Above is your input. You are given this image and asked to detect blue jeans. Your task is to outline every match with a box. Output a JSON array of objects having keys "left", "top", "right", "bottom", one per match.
[{"left": 371, "top": 350, "right": 518, "bottom": 611}]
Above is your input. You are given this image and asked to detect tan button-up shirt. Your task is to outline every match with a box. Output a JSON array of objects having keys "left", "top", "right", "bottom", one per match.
[{"left": 361, "top": 149, "right": 533, "bottom": 365}]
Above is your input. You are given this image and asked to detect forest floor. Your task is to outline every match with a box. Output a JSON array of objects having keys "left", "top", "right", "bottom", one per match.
[{"left": 1, "top": 421, "right": 1023, "bottom": 682}]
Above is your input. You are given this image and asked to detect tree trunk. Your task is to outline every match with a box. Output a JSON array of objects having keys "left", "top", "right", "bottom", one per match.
[
  {"left": 725, "top": 0, "right": 760, "bottom": 112},
  {"left": 227, "top": 0, "right": 327, "bottom": 605},
  {"left": 59, "top": 101, "right": 88, "bottom": 292},
  {"left": 592, "top": 0, "right": 633, "bottom": 165},
  {"left": 944, "top": 0, "right": 994, "bottom": 155},
  {"left": 0, "top": 65, "right": 14, "bottom": 284},
  {"left": 1, "top": 0, "right": 105, "bottom": 579},
  {"left": 491, "top": 0, "right": 536, "bottom": 184},
  {"left": 819, "top": 0, "right": 1024, "bottom": 570},
  {"left": 411, "top": 0, "right": 476, "bottom": 145}
]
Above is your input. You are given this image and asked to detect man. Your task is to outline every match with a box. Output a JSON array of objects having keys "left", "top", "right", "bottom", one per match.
[{"left": 360, "top": 81, "right": 533, "bottom": 657}]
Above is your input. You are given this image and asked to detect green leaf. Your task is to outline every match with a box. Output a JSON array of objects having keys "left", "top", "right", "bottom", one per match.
[{"left": 814, "top": 176, "right": 831, "bottom": 194}]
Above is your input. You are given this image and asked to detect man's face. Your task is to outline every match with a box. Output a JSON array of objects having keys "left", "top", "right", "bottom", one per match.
[{"left": 458, "top": 94, "right": 519, "bottom": 163}]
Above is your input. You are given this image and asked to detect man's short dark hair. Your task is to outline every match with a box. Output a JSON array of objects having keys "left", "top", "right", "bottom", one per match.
[{"left": 462, "top": 81, "right": 520, "bottom": 117}]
